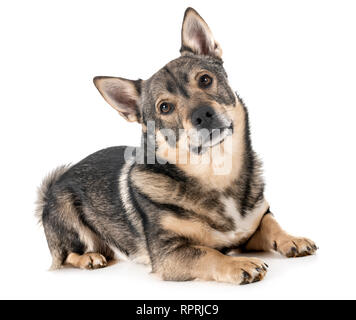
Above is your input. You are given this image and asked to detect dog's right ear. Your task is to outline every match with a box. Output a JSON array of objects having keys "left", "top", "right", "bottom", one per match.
[{"left": 93, "top": 76, "right": 142, "bottom": 122}]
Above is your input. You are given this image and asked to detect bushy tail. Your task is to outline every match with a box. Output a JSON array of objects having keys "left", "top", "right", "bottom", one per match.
[{"left": 35, "top": 165, "right": 71, "bottom": 225}]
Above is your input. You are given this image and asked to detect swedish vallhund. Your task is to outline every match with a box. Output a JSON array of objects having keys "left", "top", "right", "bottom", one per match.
[{"left": 36, "top": 8, "right": 317, "bottom": 284}]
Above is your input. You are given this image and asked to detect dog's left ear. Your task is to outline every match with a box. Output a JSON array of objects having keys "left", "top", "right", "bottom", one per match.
[{"left": 180, "top": 7, "right": 222, "bottom": 59}]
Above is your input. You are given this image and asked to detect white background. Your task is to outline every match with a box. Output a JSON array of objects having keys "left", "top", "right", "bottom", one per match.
[{"left": 1, "top": 0, "right": 355, "bottom": 300}]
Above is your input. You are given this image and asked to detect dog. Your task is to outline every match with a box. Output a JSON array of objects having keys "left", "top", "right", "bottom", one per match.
[{"left": 36, "top": 7, "right": 317, "bottom": 284}]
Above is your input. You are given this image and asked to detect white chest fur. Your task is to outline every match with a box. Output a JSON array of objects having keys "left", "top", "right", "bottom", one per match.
[{"left": 213, "top": 197, "right": 269, "bottom": 246}]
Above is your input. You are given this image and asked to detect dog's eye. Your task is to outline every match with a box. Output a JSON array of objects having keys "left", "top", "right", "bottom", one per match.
[
  {"left": 199, "top": 74, "right": 213, "bottom": 88},
  {"left": 159, "top": 102, "right": 174, "bottom": 114}
]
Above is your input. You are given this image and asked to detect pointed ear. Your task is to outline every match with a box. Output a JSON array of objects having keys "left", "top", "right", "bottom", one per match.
[
  {"left": 93, "top": 76, "right": 142, "bottom": 122},
  {"left": 180, "top": 7, "right": 222, "bottom": 59}
]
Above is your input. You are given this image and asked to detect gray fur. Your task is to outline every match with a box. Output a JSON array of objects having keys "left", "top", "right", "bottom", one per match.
[
  {"left": 35, "top": 164, "right": 71, "bottom": 226},
  {"left": 36, "top": 8, "right": 268, "bottom": 280}
]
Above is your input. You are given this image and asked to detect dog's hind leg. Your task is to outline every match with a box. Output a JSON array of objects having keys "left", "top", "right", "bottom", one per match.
[
  {"left": 40, "top": 191, "right": 114, "bottom": 270},
  {"left": 36, "top": 166, "right": 115, "bottom": 270}
]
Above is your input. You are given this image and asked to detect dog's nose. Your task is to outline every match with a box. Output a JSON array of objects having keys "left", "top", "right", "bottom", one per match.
[{"left": 191, "top": 106, "right": 222, "bottom": 131}]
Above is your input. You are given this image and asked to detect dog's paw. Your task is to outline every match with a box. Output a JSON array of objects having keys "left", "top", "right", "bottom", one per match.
[
  {"left": 273, "top": 236, "right": 318, "bottom": 258},
  {"left": 78, "top": 253, "right": 108, "bottom": 270},
  {"left": 222, "top": 257, "right": 268, "bottom": 285}
]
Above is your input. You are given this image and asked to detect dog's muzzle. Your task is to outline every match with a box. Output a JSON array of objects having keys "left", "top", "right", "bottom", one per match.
[{"left": 189, "top": 106, "right": 233, "bottom": 154}]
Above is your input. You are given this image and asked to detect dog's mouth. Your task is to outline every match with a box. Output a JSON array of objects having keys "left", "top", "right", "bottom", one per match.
[{"left": 191, "top": 123, "right": 234, "bottom": 154}]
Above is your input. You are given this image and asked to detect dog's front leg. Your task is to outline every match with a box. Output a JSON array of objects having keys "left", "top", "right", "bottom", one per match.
[
  {"left": 154, "top": 245, "right": 268, "bottom": 284},
  {"left": 244, "top": 212, "right": 318, "bottom": 257}
]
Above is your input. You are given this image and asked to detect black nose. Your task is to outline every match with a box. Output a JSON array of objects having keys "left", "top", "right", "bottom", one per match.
[{"left": 191, "top": 106, "right": 223, "bottom": 131}]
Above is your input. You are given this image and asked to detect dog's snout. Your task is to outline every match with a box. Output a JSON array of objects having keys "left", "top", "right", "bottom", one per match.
[{"left": 191, "top": 106, "right": 223, "bottom": 130}]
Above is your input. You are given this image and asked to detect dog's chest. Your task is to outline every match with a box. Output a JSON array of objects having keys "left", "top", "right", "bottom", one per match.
[{"left": 213, "top": 197, "right": 268, "bottom": 246}]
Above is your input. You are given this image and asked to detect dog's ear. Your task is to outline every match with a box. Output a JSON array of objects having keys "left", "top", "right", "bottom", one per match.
[
  {"left": 180, "top": 7, "right": 222, "bottom": 59},
  {"left": 93, "top": 76, "right": 142, "bottom": 122}
]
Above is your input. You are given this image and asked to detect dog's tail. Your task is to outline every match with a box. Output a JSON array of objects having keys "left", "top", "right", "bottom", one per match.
[{"left": 35, "top": 165, "right": 71, "bottom": 225}]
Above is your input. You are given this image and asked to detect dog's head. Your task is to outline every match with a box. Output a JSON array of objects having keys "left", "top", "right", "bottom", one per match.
[{"left": 94, "top": 8, "right": 243, "bottom": 166}]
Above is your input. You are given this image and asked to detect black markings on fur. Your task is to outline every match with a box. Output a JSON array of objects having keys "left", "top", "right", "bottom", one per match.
[
  {"left": 42, "top": 203, "right": 85, "bottom": 261},
  {"left": 133, "top": 163, "right": 234, "bottom": 233},
  {"left": 139, "top": 162, "right": 188, "bottom": 183},
  {"left": 263, "top": 207, "right": 273, "bottom": 217},
  {"left": 224, "top": 99, "right": 265, "bottom": 217},
  {"left": 219, "top": 247, "right": 231, "bottom": 255},
  {"left": 181, "top": 72, "right": 189, "bottom": 84},
  {"left": 71, "top": 193, "right": 103, "bottom": 243},
  {"left": 156, "top": 237, "right": 205, "bottom": 281},
  {"left": 205, "top": 89, "right": 235, "bottom": 107},
  {"left": 180, "top": 45, "right": 194, "bottom": 54},
  {"left": 273, "top": 241, "right": 278, "bottom": 251},
  {"left": 127, "top": 166, "right": 153, "bottom": 264},
  {"left": 133, "top": 79, "right": 142, "bottom": 95},
  {"left": 140, "top": 54, "right": 234, "bottom": 148},
  {"left": 166, "top": 80, "right": 176, "bottom": 94},
  {"left": 163, "top": 66, "right": 190, "bottom": 98}
]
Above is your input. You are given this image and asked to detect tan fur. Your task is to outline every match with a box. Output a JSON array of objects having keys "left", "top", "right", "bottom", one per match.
[
  {"left": 153, "top": 72, "right": 227, "bottom": 133},
  {"left": 131, "top": 168, "right": 226, "bottom": 227},
  {"left": 161, "top": 216, "right": 227, "bottom": 248},
  {"left": 131, "top": 168, "right": 198, "bottom": 211},
  {"left": 160, "top": 198, "right": 269, "bottom": 249},
  {"left": 156, "top": 246, "right": 267, "bottom": 284},
  {"left": 66, "top": 252, "right": 107, "bottom": 270},
  {"left": 244, "top": 213, "right": 318, "bottom": 257},
  {"left": 155, "top": 99, "right": 245, "bottom": 191},
  {"left": 47, "top": 193, "right": 114, "bottom": 269},
  {"left": 58, "top": 194, "right": 102, "bottom": 252}
]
